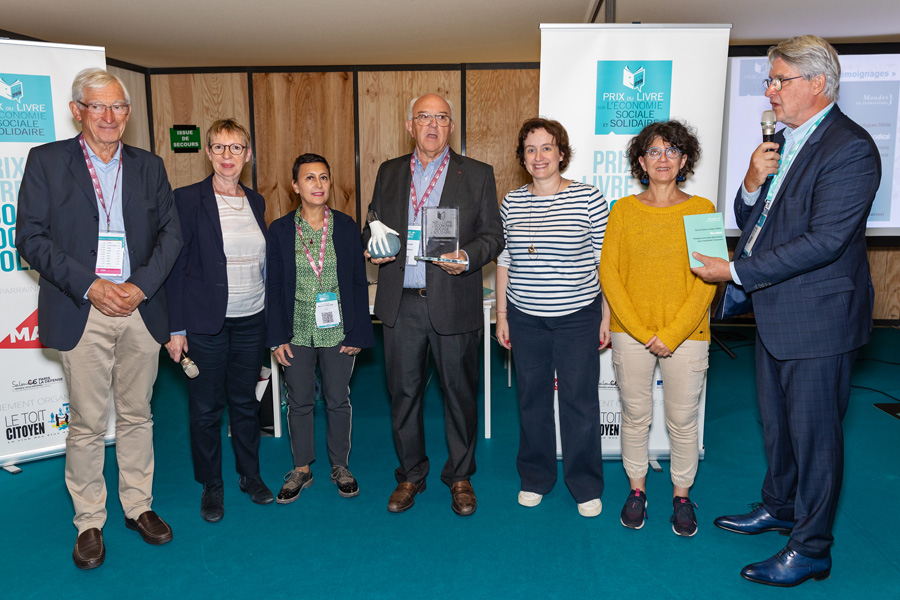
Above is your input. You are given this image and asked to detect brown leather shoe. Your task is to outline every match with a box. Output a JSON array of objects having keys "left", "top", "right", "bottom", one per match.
[
  {"left": 124, "top": 510, "right": 173, "bottom": 545},
  {"left": 73, "top": 528, "right": 105, "bottom": 569},
  {"left": 451, "top": 480, "right": 477, "bottom": 516},
  {"left": 387, "top": 481, "right": 425, "bottom": 513}
]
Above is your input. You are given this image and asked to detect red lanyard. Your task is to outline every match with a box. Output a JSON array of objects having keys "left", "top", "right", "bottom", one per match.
[
  {"left": 409, "top": 151, "right": 450, "bottom": 221},
  {"left": 78, "top": 135, "right": 122, "bottom": 232},
  {"left": 295, "top": 206, "right": 330, "bottom": 287}
]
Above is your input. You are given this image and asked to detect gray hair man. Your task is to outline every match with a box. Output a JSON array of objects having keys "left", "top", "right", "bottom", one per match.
[{"left": 16, "top": 67, "right": 182, "bottom": 569}]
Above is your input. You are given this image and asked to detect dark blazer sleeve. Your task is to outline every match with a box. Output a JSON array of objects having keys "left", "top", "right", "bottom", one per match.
[
  {"left": 265, "top": 213, "right": 293, "bottom": 348},
  {"left": 333, "top": 211, "right": 374, "bottom": 348},
  {"left": 123, "top": 147, "right": 182, "bottom": 304},
  {"left": 16, "top": 142, "right": 100, "bottom": 302}
]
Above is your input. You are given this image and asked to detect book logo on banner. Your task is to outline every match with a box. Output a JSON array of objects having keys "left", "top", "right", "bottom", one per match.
[
  {"left": 738, "top": 60, "right": 769, "bottom": 97},
  {"left": 595, "top": 61, "right": 672, "bottom": 135},
  {"left": 0, "top": 73, "right": 56, "bottom": 143}
]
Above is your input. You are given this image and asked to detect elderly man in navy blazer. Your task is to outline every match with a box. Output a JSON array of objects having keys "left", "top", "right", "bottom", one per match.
[
  {"left": 16, "top": 68, "right": 182, "bottom": 569},
  {"left": 692, "top": 36, "right": 880, "bottom": 587},
  {"left": 363, "top": 93, "right": 503, "bottom": 516}
]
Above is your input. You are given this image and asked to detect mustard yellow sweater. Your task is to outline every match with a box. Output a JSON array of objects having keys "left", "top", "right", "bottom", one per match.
[{"left": 599, "top": 194, "right": 717, "bottom": 351}]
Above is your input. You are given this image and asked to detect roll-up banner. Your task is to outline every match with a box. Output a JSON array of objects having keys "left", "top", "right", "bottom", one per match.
[
  {"left": 540, "top": 24, "right": 731, "bottom": 459},
  {"left": 0, "top": 39, "right": 110, "bottom": 468}
]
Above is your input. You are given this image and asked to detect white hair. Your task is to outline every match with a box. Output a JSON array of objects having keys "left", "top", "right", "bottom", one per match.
[
  {"left": 407, "top": 94, "right": 454, "bottom": 121},
  {"left": 71, "top": 67, "right": 131, "bottom": 105}
]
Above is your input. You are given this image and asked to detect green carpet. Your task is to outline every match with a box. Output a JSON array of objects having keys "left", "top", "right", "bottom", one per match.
[{"left": 2, "top": 326, "right": 898, "bottom": 598}]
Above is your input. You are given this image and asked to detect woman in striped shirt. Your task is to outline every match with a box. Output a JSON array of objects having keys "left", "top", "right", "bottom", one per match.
[{"left": 496, "top": 118, "right": 610, "bottom": 517}]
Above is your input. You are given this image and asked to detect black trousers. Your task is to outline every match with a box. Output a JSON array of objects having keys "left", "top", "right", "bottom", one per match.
[
  {"left": 186, "top": 311, "right": 266, "bottom": 485},
  {"left": 383, "top": 290, "right": 481, "bottom": 487}
]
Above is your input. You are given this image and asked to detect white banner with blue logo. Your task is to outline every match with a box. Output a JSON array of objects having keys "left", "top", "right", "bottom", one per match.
[
  {"left": 0, "top": 39, "right": 109, "bottom": 468},
  {"left": 540, "top": 23, "right": 731, "bottom": 459}
]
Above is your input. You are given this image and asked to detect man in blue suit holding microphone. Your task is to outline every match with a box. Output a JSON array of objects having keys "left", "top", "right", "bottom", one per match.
[{"left": 692, "top": 35, "right": 881, "bottom": 587}]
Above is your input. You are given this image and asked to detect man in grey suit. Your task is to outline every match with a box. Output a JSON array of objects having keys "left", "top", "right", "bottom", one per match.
[
  {"left": 16, "top": 68, "right": 182, "bottom": 569},
  {"left": 364, "top": 93, "right": 503, "bottom": 516},
  {"left": 692, "top": 36, "right": 880, "bottom": 587}
]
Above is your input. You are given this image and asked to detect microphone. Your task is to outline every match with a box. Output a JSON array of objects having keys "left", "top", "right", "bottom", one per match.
[
  {"left": 761, "top": 110, "right": 777, "bottom": 146},
  {"left": 180, "top": 352, "right": 199, "bottom": 379}
]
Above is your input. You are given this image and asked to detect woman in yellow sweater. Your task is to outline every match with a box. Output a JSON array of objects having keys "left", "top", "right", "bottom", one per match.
[{"left": 599, "top": 120, "right": 716, "bottom": 537}]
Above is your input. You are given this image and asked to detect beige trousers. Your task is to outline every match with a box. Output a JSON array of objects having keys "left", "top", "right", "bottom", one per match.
[
  {"left": 59, "top": 306, "right": 161, "bottom": 533},
  {"left": 610, "top": 332, "right": 709, "bottom": 489}
]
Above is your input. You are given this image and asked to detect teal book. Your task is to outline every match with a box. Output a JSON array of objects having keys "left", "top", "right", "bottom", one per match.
[{"left": 683, "top": 212, "right": 728, "bottom": 268}]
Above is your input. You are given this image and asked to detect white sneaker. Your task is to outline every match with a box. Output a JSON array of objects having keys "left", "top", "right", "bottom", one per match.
[
  {"left": 578, "top": 498, "right": 602, "bottom": 517},
  {"left": 518, "top": 491, "right": 543, "bottom": 507}
]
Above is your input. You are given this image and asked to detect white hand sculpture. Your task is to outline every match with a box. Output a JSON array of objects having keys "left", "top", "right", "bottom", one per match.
[{"left": 368, "top": 220, "right": 400, "bottom": 257}]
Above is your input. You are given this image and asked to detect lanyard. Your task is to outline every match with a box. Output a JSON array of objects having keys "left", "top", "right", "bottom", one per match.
[
  {"left": 295, "top": 206, "right": 330, "bottom": 289},
  {"left": 742, "top": 109, "right": 829, "bottom": 258},
  {"left": 78, "top": 135, "right": 122, "bottom": 232},
  {"left": 409, "top": 151, "right": 450, "bottom": 222}
]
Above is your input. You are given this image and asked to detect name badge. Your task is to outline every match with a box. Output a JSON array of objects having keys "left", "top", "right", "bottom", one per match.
[
  {"left": 315, "top": 292, "right": 341, "bottom": 329},
  {"left": 406, "top": 226, "right": 422, "bottom": 266},
  {"left": 96, "top": 231, "right": 126, "bottom": 278}
]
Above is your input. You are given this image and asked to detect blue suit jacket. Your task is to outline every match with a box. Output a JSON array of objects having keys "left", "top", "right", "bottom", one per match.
[
  {"left": 166, "top": 175, "right": 268, "bottom": 334},
  {"left": 266, "top": 208, "right": 374, "bottom": 349},
  {"left": 733, "top": 105, "right": 881, "bottom": 360},
  {"left": 16, "top": 136, "right": 183, "bottom": 351}
]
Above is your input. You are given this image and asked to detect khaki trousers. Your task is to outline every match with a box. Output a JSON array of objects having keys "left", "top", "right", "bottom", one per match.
[
  {"left": 611, "top": 332, "right": 709, "bottom": 489},
  {"left": 59, "top": 306, "right": 161, "bottom": 533}
]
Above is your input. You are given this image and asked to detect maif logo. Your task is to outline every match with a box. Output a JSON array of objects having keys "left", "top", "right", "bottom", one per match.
[
  {"left": 0, "top": 309, "right": 44, "bottom": 349},
  {"left": 0, "top": 73, "right": 56, "bottom": 143},
  {"left": 595, "top": 60, "right": 672, "bottom": 135}
]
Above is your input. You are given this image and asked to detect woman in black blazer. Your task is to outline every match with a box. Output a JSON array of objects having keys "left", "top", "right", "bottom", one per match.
[
  {"left": 267, "top": 153, "right": 374, "bottom": 504},
  {"left": 165, "top": 119, "right": 272, "bottom": 522}
]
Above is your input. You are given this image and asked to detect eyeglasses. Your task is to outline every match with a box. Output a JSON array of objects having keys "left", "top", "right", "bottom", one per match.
[
  {"left": 209, "top": 143, "right": 247, "bottom": 155},
  {"left": 645, "top": 146, "right": 682, "bottom": 159},
  {"left": 762, "top": 75, "right": 804, "bottom": 91},
  {"left": 413, "top": 113, "right": 452, "bottom": 127},
  {"left": 77, "top": 101, "right": 130, "bottom": 115}
]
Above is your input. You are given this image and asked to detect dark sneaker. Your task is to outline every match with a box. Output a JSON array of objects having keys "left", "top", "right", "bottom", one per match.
[
  {"left": 331, "top": 466, "right": 359, "bottom": 498},
  {"left": 238, "top": 476, "right": 274, "bottom": 505},
  {"left": 200, "top": 481, "right": 225, "bottom": 522},
  {"left": 620, "top": 489, "right": 647, "bottom": 529},
  {"left": 671, "top": 496, "right": 698, "bottom": 537},
  {"left": 276, "top": 469, "right": 313, "bottom": 504}
]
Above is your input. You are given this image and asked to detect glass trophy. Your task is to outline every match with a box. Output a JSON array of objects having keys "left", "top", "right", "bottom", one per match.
[{"left": 415, "top": 207, "right": 466, "bottom": 263}]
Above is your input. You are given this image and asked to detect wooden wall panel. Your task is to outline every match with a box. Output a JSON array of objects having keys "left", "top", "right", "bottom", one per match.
[
  {"left": 252, "top": 72, "right": 355, "bottom": 225},
  {"left": 465, "top": 69, "right": 540, "bottom": 204},
  {"left": 869, "top": 247, "right": 900, "bottom": 320},
  {"left": 108, "top": 65, "right": 150, "bottom": 151},
  {"left": 150, "top": 72, "right": 250, "bottom": 191},
  {"left": 357, "top": 71, "right": 461, "bottom": 223}
]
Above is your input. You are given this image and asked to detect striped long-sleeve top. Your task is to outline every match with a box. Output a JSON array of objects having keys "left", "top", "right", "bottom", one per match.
[{"left": 497, "top": 181, "right": 609, "bottom": 317}]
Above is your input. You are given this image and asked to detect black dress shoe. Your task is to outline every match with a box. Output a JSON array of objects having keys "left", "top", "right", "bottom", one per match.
[
  {"left": 125, "top": 510, "right": 173, "bottom": 545},
  {"left": 741, "top": 547, "right": 831, "bottom": 587},
  {"left": 73, "top": 528, "right": 105, "bottom": 570},
  {"left": 200, "top": 481, "right": 225, "bottom": 523},
  {"left": 331, "top": 466, "right": 359, "bottom": 498},
  {"left": 276, "top": 470, "right": 313, "bottom": 504},
  {"left": 714, "top": 503, "right": 793, "bottom": 535},
  {"left": 450, "top": 480, "right": 477, "bottom": 516},
  {"left": 387, "top": 481, "right": 425, "bottom": 513},
  {"left": 239, "top": 476, "right": 274, "bottom": 504}
]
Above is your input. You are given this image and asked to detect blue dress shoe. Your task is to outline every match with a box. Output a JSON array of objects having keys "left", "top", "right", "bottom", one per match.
[
  {"left": 741, "top": 547, "right": 831, "bottom": 587},
  {"left": 714, "top": 503, "right": 793, "bottom": 535}
]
